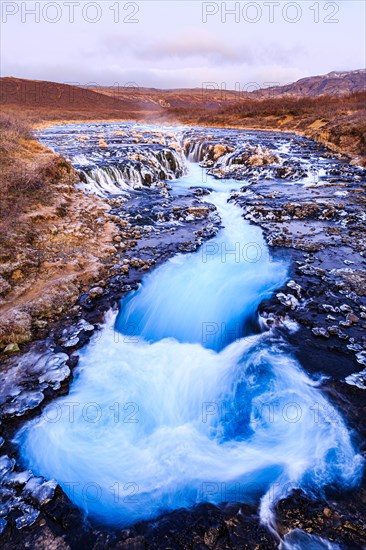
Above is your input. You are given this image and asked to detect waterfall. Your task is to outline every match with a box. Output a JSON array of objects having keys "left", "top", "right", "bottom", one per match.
[
  {"left": 77, "top": 145, "right": 186, "bottom": 196},
  {"left": 16, "top": 161, "right": 363, "bottom": 532},
  {"left": 79, "top": 165, "right": 144, "bottom": 195},
  {"left": 185, "top": 141, "right": 211, "bottom": 163},
  {"left": 115, "top": 175, "right": 287, "bottom": 350}
]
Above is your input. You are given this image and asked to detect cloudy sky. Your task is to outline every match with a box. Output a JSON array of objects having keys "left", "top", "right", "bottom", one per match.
[{"left": 1, "top": 0, "right": 365, "bottom": 89}]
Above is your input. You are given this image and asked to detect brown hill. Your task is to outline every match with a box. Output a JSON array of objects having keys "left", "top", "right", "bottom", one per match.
[
  {"left": 0, "top": 77, "right": 163, "bottom": 123},
  {"left": 255, "top": 69, "right": 366, "bottom": 98},
  {"left": 92, "top": 85, "right": 243, "bottom": 109},
  {"left": 93, "top": 69, "right": 366, "bottom": 105},
  {"left": 1, "top": 70, "right": 365, "bottom": 122}
]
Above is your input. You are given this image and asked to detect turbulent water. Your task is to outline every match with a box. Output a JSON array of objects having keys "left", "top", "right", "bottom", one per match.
[
  {"left": 116, "top": 164, "right": 287, "bottom": 350},
  {"left": 37, "top": 122, "right": 186, "bottom": 196},
  {"left": 17, "top": 126, "right": 363, "bottom": 537}
]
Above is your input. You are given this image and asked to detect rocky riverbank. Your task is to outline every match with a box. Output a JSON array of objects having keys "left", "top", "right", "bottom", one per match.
[{"left": 1, "top": 122, "right": 366, "bottom": 549}]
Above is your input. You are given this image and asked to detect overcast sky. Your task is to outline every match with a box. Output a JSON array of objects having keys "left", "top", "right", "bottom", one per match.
[{"left": 1, "top": 0, "right": 365, "bottom": 89}]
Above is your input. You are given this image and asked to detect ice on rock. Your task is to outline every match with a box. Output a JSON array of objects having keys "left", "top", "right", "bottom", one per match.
[
  {"left": 37, "top": 352, "right": 69, "bottom": 374},
  {"left": 78, "top": 319, "right": 95, "bottom": 332},
  {"left": 22, "top": 476, "right": 44, "bottom": 495},
  {"left": 276, "top": 292, "right": 299, "bottom": 310},
  {"left": 15, "top": 503, "right": 39, "bottom": 529},
  {"left": 2, "top": 391, "right": 44, "bottom": 417},
  {"left": 27, "top": 352, "right": 68, "bottom": 376},
  {"left": 60, "top": 319, "right": 95, "bottom": 347},
  {"left": 39, "top": 364, "right": 70, "bottom": 390},
  {"left": 23, "top": 476, "right": 58, "bottom": 505},
  {"left": 3, "top": 470, "right": 33, "bottom": 487},
  {"left": 0, "top": 455, "right": 15, "bottom": 477},
  {"left": 345, "top": 351, "right": 366, "bottom": 389},
  {"left": 62, "top": 336, "right": 80, "bottom": 348},
  {"left": 356, "top": 351, "right": 366, "bottom": 366},
  {"left": 0, "top": 350, "right": 71, "bottom": 417},
  {"left": 25, "top": 351, "right": 71, "bottom": 390},
  {"left": 345, "top": 369, "right": 366, "bottom": 390},
  {"left": 286, "top": 280, "right": 302, "bottom": 297}
]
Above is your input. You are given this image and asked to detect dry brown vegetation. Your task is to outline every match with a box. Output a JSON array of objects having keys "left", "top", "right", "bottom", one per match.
[
  {"left": 0, "top": 112, "right": 117, "bottom": 348},
  {"left": 0, "top": 114, "right": 72, "bottom": 255}
]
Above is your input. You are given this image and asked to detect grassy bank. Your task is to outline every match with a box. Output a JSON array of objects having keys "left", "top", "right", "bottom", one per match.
[{"left": 0, "top": 114, "right": 117, "bottom": 349}]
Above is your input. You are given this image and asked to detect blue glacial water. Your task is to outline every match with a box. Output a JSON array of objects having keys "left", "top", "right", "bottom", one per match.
[{"left": 17, "top": 161, "right": 363, "bottom": 531}]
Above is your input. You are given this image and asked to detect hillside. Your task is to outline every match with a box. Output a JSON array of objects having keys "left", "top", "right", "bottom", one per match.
[
  {"left": 92, "top": 85, "right": 243, "bottom": 109},
  {"left": 94, "top": 69, "right": 366, "bottom": 105},
  {"left": 0, "top": 77, "right": 163, "bottom": 123},
  {"left": 1, "top": 70, "right": 365, "bottom": 119},
  {"left": 255, "top": 69, "right": 366, "bottom": 98}
]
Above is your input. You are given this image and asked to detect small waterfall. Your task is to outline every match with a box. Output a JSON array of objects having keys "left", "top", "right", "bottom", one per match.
[
  {"left": 116, "top": 180, "right": 287, "bottom": 350},
  {"left": 185, "top": 141, "right": 210, "bottom": 163},
  {"left": 184, "top": 140, "right": 242, "bottom": 173},
  {"left": 184, "top": 140, "right": 241, "bottom": 169},
  {"left": 79, "top": 165, "right": 145, "bottom": 195},
  {"left": 183, "top": 136, "right": 286, "bottom": 182},
  {"left": 214, "top": 150, "right": 237, "bottom": 169},
  {"left": 77, "top": 145, "right": 186, "bottom": 196}
]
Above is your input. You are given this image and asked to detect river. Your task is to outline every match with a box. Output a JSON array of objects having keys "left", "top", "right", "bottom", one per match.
[{"left": 16, "top": 124, "right": 364, "bottom": 547}]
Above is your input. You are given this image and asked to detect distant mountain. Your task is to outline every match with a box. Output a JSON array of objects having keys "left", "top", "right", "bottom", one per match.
[
  {"left": 93, "top": 69, "right": 366, "bottom": 107},
  {"left": 256, "top": 69, "right": 366, "bottom": 98}
]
